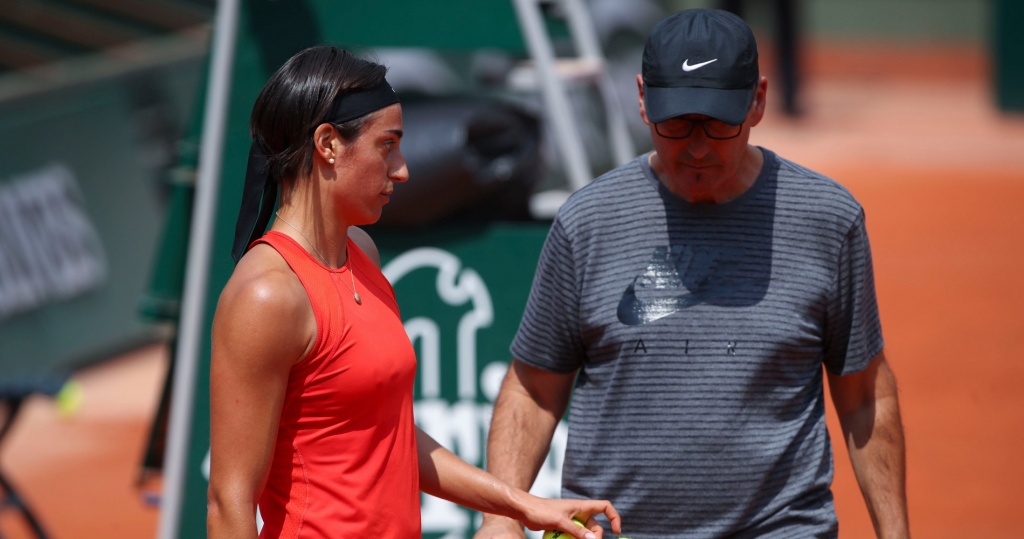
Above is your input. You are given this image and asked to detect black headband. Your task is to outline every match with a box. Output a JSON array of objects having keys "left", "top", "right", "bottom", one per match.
[{"left": 230, "top": 79, "right": 399, "bottom": 263}]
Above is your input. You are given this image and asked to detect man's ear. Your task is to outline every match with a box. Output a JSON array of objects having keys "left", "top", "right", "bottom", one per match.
[
  {"left": 636, "top": 74, "right": 652, "bottom": 126},
  {"left": 748, "top": 76, "right": 769, "bottom": 128}
]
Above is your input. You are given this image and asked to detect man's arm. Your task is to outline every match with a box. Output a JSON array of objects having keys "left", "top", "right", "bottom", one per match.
[
  {"left": 473, "top": 360, "right": 578, "bottom": 538},
  {"left": 827, "top": 350, "right": 910, "bottom": 538}
]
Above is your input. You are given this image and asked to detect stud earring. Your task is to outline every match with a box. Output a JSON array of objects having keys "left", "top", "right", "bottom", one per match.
[{"left": 328, "top": 157, "right": 335, "bottom": 164}]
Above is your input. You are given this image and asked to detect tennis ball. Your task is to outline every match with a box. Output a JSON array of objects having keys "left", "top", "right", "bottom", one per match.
[
  {"left": 542, "top": 518, "right": 587, "bottom": 539},
  {"left": 55, "top": 380, "right": 83, "bottom": 417}
]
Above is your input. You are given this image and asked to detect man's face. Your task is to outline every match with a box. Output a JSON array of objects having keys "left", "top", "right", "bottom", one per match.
[{"left": 637, "top": 76, "right": 767, "bottom": 202}]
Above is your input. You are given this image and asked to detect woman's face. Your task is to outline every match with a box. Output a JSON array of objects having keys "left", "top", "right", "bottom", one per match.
[{"left": 332, "top": 103, "right": 408, "bottom": 226}]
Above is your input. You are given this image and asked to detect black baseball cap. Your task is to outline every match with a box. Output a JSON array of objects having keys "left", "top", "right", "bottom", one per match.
[{"left": 642, "top": 9, "right": 759, "bottom": 126}]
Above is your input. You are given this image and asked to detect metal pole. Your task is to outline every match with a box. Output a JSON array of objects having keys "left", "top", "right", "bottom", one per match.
[
  {"left": 560, "top": 0, "right": 635, "bottom": 165},
  {"left": 156, "top": 0, "right": 240, "bottom": 536},
  {"left": 511, "top": 0, "right": 594, "bottom": 191}
]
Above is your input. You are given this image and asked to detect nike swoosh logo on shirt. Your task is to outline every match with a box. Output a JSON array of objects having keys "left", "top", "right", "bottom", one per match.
[
  {"left": 615, "top": 245, "right": 768, "bottom": 326},
  {"left": 617, "top": 280, "right": 703, "bottom": 326},
  {"left": 682, "top": 58, "right": 718, "bottom": 72}
]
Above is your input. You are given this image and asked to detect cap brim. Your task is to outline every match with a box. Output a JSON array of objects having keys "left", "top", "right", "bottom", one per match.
[{"left": 644, "top": 85, "right": 752, "bottom": 125}]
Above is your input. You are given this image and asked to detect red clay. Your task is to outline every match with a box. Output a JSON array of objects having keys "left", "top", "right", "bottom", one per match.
[
  {"left": 827, "top": 170, "right": 1024, "bottom": 538},
  {"left": 0, "top": 346, "right": 165, "bottom": 539}
]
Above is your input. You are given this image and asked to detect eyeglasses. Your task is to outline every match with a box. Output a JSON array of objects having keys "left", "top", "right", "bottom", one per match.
[{"left": 654, "top": 117, "right": 744, "bottom": 140}]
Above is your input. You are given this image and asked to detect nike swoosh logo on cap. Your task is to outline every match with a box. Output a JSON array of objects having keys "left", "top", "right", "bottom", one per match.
[{"left": 682, "top": 58, "right": 718, "bottom": 72}]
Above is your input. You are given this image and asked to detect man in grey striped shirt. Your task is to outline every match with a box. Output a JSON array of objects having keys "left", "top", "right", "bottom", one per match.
[{"left": 474, "top": 9, "right": 909, "bottom": 539}]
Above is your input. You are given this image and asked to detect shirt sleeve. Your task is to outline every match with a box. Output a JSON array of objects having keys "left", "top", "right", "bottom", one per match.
[
  {"left": 510, "top": 217, "right": 586, "bottom": 373},
  {"left": 823, "top": 209, "right": 885, "bottom": 375}
]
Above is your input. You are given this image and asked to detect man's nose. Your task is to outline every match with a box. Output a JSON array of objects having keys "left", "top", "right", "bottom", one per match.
[{"left": 685, "top": 129, "right": 712, "bottom": 159}]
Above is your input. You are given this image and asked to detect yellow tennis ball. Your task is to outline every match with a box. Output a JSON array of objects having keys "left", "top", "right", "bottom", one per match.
[
  {"left": 55, "top": 380, "right": 83, "bottom": 417},
  {"left": 542, "top": 518, "right": 587, "bottom": 539}
]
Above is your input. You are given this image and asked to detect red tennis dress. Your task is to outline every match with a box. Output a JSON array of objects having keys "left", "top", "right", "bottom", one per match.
[{"left": 255, "top": 231, "right": 420, "bottom": 538}]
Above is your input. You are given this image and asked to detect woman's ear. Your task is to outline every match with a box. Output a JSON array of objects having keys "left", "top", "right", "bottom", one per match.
[{"left": 312, "top": 123, "right": 338, "bottom": 164}]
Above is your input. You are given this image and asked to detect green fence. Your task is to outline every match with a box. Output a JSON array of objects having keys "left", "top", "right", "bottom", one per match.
[{"left": 0, "top": 60, "right": 201, "bottom": 384}]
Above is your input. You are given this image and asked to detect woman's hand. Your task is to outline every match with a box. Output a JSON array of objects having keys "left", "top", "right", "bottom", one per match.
[{"left": 514, "top": 494, "right": 621, "bottom": 539}]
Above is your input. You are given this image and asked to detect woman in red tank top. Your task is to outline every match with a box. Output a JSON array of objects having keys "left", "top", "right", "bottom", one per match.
[{"left": 206, "top": 46, "right": 621, "bottom": 539}]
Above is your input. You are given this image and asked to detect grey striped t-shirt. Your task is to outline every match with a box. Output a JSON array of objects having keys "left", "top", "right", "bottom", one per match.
[{"left": 511, "top": 149, "right": 883, "bottom": 538}]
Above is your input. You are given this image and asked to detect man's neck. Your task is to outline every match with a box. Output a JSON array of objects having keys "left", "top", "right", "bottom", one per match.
[{"left": 650, "top": 145, "right": 764, "bottom": 204}]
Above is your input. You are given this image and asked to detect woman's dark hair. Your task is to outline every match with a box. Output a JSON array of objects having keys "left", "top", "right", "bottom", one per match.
[{"left": 250, "top": 46, "right": 387, "bottom": 183}]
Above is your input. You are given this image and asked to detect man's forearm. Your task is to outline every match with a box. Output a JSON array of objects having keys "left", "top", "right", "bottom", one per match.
[
  {"left": 480, "top": 362, "right": 572, "bottom": 529},
  {"left": 486, "top": 360, "right": 571, "bottom": 489},
  {"left": 486, "top": 389, "right": 561, "bottom": 490},
  {"left": 479, "top": 392, "right": 558, "bottom": 532},
  {"left": 841, "top": 392, "right": 909, "bottom": 538}
]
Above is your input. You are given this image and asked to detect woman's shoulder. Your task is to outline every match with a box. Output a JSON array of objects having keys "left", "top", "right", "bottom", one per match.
[
  {"left": 219, "top": 243, "right": 308, "bottom": 322},
  {"left": 214, "top": 243, "right": 314, "bottom": 365}
]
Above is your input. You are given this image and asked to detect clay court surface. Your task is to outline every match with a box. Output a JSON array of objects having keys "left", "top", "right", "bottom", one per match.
[{"left": 2, "top": 42, "right": 1023, "bottom": 538}]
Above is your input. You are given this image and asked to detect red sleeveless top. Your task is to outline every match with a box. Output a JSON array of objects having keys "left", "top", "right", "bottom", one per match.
[{"left": 254, "top": 231, "right": 420, "bottom": 538}]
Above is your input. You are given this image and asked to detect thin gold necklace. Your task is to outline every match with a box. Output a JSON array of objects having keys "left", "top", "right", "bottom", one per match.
[{"left": 275, "top": 211, "right": 361, "bottom": 305}]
